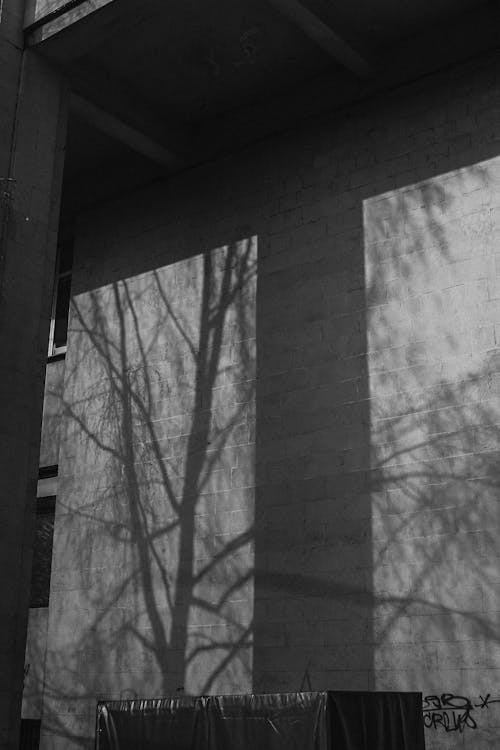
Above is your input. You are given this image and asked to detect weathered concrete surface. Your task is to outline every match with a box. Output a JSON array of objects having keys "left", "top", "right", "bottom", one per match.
[
  {"left": 0, "top": 2, "right": 67, "bottom": 745},
  {"left": 22, "top": 609, "right": 49, "bottom": 720},
  {"left": 39, "top": 357, "right": 66, "bottom": 467},
  {"left": 42, "top": 48, "right": 500, "bottom": 750}
]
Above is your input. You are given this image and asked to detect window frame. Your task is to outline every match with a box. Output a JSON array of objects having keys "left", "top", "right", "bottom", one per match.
[
  {"left": 30, "top": 467, "right": 58, "bottom": 609},
  {"left": 47, "top": 241, "right": 72, "bottom": 359}
]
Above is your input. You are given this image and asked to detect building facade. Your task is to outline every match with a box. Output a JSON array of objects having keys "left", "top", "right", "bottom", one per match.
[{"left": 3, "top": 0, "right": 500, "bottom": 748}]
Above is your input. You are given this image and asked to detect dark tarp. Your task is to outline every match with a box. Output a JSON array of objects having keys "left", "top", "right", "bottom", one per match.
[
  {"left": 206, "top": 693, "right": 327, "bottom": 750},
  {"left": 97, "top": 697, "right": 206, "bottom": 750},
  {"left": 328, "top": 692, "right": 424, "bottom": 750},
  {"left": 96, "top": 691, "right": 424, "bottom": 750}
]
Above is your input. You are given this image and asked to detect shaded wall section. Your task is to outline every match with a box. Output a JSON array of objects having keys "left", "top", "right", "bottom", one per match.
[{"left": 253, "top": 123, "right": 372, "bottom": 692}]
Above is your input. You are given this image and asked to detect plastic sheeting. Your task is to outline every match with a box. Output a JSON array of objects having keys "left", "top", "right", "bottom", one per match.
[
  {"left": 97, "top": 697, "right": 206, "bottom": 750},
  {"left": 206, "top": 693, "right": 327, "bottom": 750},
  {"left": 328, "top": 692, "right": 425, "bottom": 750},
  {"left": 96, "top": 691, "right": 424, "bottom": 750}
]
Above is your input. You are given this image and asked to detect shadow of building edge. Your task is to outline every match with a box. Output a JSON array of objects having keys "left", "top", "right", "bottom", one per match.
[{"left": 253, "top": 200, "right": 374, "bottom": 694}]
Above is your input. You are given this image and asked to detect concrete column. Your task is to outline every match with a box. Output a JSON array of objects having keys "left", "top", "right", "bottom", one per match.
[{"left": 0, "top": 2, "right": 68, "bottom": 747}]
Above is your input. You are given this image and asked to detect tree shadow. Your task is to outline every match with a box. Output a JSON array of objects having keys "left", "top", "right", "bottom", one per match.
[
  {"left": 364, "top": 159, "right": 500, "bottom": 726},
  {"left": 40, "top": 238, "right": 257, "bottom": 747}
]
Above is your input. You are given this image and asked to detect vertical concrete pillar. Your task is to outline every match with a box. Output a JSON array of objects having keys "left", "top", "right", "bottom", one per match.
[{"left": 0, "top": 2, "right": 67, "bottom": 747}]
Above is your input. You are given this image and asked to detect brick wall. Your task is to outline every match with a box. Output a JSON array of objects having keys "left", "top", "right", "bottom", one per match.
[{"left": 43, "top": 50, "right": 500, "bottom": 749}]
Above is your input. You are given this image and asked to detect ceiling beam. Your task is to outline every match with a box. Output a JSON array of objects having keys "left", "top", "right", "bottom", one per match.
[
  {"left": 23, "top": 0, "right": 111, "bottom": 34},
  {"left": 24, "top": 0, "right": 163, "bottom": 63},
  {"left": 70, "top": 94, "right": 184, "bottom": 170},
  {"left": 69, "top": 61, "right": 189, "bottom": 159},
  {"left": 24, "top": 0, "right": 115, "bottom": 45},
  {"left": 267, "top": 0, "right": 373, "bottom": 78}
]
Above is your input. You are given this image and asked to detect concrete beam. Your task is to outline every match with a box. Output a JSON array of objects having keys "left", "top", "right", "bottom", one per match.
[
  {"left": 266, "top": 0, "right": 373, "bottom": 77},
  {"left": 199, "top": 0, "right": 500, "bottom": 164},
  {"left": 24, "top": 0, "right": 113, "bottom": 38},
  {"left": 24, "top": 0, "right": 162, "bottom": 63},
  {"left": 70, "top": 94, "right": 183, "bottom": 170},
  {"left": 69, "top": 61, "right": 189, "bottom": 160}
]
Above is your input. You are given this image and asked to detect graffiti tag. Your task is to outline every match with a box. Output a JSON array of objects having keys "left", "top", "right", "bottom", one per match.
[{"left": 423, "top": 693, "right": 500, "bottom": 733}]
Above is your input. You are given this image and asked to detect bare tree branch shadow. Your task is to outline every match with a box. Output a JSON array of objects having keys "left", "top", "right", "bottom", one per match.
[{"left": 40, "top": 238, "right": 257, "bottom": 746}]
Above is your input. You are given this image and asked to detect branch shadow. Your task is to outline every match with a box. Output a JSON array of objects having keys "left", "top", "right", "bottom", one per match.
[
  {"left": 364, "top": 162, "right": 500, "bottom": 713},
  {"left": 40, "top": 238, "right": 257, "bottom": 747}
]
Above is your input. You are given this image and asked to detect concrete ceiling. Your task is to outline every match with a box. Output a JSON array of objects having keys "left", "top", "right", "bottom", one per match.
[
  {"left": 332, "top": 0, "right": 487, "bottom": 44},
  {"left": 86, "top": 0, "right": 330, "bottom": 125},
  {"left": 27, "top": 0, "right": 499, "bottom": 219}
]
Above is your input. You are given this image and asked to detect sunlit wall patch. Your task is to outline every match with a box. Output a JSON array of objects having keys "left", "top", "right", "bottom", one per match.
[
  {"left": 46, "top": 237, "right": 257, "bottom": 720},
  {"left": 364, "top": 159, "right": 500, "bottom": 724}
]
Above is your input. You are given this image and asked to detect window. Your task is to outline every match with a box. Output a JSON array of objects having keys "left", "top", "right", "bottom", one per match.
[
  {"left": 30, "top": 467, "right": 57, "bottom": 609},
  {"left": 48, "top": 238, "right": 73, "bottom": 357}
]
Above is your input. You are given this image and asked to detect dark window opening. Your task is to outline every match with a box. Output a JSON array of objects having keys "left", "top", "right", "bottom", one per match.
[
  {"left": 48, "top": 238, "right": 73, "bottom": 357},
  {"left": 38, "top": 465, "right": 58, "bottom": 481},
  {"left": 29, "top": 497, "right": 55, "bottom": 609},
  {"left": 30, "top": 467, "right": 57, "bottom": 609},
  {"left": 19, "top": 719, "right": 40, "bottom": 750}
]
